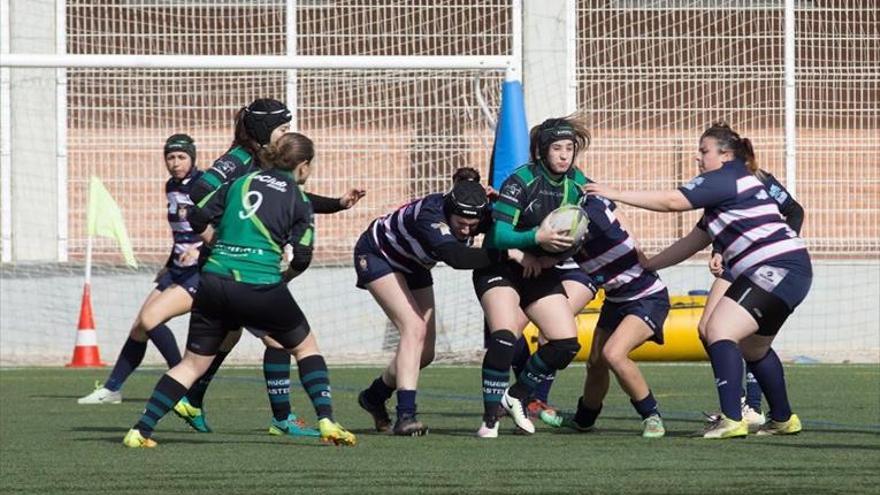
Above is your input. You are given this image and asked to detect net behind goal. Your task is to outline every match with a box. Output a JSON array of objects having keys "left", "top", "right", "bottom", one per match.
[{"left": 1, "top": 1, "right": 513, "bottom": 365}]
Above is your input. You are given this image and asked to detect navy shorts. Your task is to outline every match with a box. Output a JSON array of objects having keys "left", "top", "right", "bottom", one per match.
[
  {"left": 156, "top": 265, "right": 199, "bottom": 297},
  {"left": 353, "top": 231, "right": 433, "bottom": 291},
  {"left": 726, "top": 261, "right": 812, "bottom": 336},
  {"left": 596, "top": 289, "right": 670, "bottom": 344},
  {"left": 558, "top": 267, "right": 598, "bottom": 294}
]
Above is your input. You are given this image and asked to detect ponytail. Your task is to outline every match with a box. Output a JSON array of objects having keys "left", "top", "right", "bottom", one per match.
[{"left": 700, "top": 122, "right": 761, "bottom": 175}]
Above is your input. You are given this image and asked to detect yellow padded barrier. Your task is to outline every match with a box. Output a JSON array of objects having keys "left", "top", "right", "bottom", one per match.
[{"left": 523, "top": 292, "right": 709, "bottom": 362}]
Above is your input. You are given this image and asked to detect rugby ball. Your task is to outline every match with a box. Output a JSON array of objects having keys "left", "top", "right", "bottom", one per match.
[{"left": 540, "top": 204, "right": 590, "bottom": 253}]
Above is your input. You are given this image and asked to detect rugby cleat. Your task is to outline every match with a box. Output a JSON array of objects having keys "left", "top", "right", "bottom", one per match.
[
  {"left": 392, "top": 415, "right": 429, "bottom": 437},
  {"left": 269, "top": 413, "right": 320, "bottom": 438},
  {"left": 172, "top": 397, "right": 212, "bottom": 433},
  {"left": 357, "top": 390, "right": 392, "bottom": 433},
  {"left": 318, "top": 418, "right": 357, "bottom": 446},
  {"left": 741, "top": 403, "right": 767, "bottom": 431},
  {"left": 702, "top": 414, "right": 748, "bottom": 439},
  {"left": 756, "top": 413, "right": 802, "bottom": 436},
  {"left": 500, "top": 388, "right": 535, "bottom": 434},
  {"left": 547, "top": 412, "right": 594, "bottom": 432},
  {"left": 528, "top": 399, "right": 559, "bottom": 421},
  {"left": 78, "top": 382, "right": 122, "bottom": 405},
  {"left": 641, "top": 414, "right": 666, "bottom": 438},
  {"left": 476, "top": 416, "right": 499, "bottom": 439},
  {"left": 122, "top": 429, "right": 157, "bottom": 448}
]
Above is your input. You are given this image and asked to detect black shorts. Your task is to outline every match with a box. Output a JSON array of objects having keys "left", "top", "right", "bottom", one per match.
[
  {"left": 187, "top": 272, "right": 310, "bottom": 356},
  {"left": 726, "top": 273, "right": 796, "bottom": 337},
  {"left": 473, "top": 259, "right": 567, "bottom": 309}
]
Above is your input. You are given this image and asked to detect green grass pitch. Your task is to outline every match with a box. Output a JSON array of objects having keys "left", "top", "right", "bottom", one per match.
[{"left": 1, "top": 364, "right": 878, "bottom": 494}]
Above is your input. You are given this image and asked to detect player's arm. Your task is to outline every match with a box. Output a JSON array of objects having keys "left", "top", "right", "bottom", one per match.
[
  {"left": 780, "top": 200, "right": 804, "bottom": 235},
  {"left": 643, "top": 225, "right": 712, "bottom": 271},
  {"left": 486, "top": 178, "right": 538, "bottom": 249},
  {"left": 282, "top": 192, "right": 315, "bottom": 282},
  {"left": 433, "top": 243, "right": 497, "bottom": 270},
  {"left": 188, "top": 182, "right": 230, "bottom": 234},
  {"left": 584, "top": 183, "right": 693, "bottom": 212},
  {"left": 306, "top": 188, "right": 366, "bottom": 214},
  {"left": 762, "top": 172, "right": 805, "bottom": 235},
  {"left": 189, "top": 156, "right": 241, "bottom": 207}
]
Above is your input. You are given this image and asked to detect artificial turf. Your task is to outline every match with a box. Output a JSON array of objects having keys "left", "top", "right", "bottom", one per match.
[{"left": 1, "top": 364, "right": 877, "bottom": 494}]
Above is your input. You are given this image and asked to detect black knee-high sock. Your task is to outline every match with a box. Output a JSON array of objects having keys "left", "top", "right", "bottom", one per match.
[
  {"left": 186, "top": 351, "right": 228, "bottom": 408},
  {"left": 147, "top": 324, "right": 182, "bottom": 367},
  {"left": 746, "top": 348, "right": 792, "bottom": 422},
  {"left": 105, "top": 337, "right": 148, "bottom": 392},
  {"left": 263, "top": 347, "right": 292, "bottom": 421},
  {"left": 298, "top": 355, "right": 333, "bottom": 420},
  {"left": 135, "top": 374, "right": 188, "bottom": 437},
  {"left": 510, "top": 336, "right": 531, "bottom": 378},
  {"left": 482, "top": 330, "right": 516, "bottom": 420}
]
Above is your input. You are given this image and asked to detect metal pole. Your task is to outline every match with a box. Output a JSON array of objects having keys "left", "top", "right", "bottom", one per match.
[
  {"left": 1, "top": 54, "right": 514, "bottom": 70},
  {"left": 565, "top": 0, "right": 578, "bottom": 114},
  {"left": 508, "top": 0, "right": 522, "bottom": 82},
  {"left": 286, "top": 0, "right": 298, "bottom": 130},
  {"left": 0, "top": 0, "right": 11, "bottom": 262},
  {"left": 784, "top": 0, "right": 797, "bottom": 196},
  {"left": 56, "top": 0, "right": 69, "bottom": 262}
]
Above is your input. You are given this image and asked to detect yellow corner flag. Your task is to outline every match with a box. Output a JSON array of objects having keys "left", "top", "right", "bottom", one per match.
[{"left": 87, "top": 176, "right": 138, "bottom": 268}]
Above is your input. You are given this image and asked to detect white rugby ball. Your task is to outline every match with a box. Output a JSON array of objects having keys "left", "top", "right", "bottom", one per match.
[{"left": 540, "top": 204, "right": 590, "bottom": 253}]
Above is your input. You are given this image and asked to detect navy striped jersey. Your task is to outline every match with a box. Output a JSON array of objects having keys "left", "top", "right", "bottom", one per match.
[
  {"left": 680, "top": 159, "right": 809, "bottom": 279},
  {"left": 166, "top": 168, "right": 204, "bottom": 268},
  {"left": 710, "top": 170, "right": 800, "bottom": 255},
  {"left": 574, "top": 196, "right": 666, "bottom": 302},
  {"left": 368, "top": 193, "right": 474, "bottom": 274}
]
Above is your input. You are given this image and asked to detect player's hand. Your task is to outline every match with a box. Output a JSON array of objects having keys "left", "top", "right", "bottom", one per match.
[
  {"left": 484, "top": 185, "right": 499, "bottom": 201},
  {"left": 709, "top": 252, "right": 724, "bottom": 277},
  {"left": 537, "top": 256, "right": 558, "bottom": 269},
  {"left": 339, "top": 188, "right": 366, "bottom": 209},
  {"left": 583, "top": 183, "right": 619, "bottom": 200},
  {"left": 535, "top": 224, "right": 574, "bottom": 253},
  {"left": 178, "top": 247, "right": 201, "bottom": 266},
  {"left": 519, "top": 252, "right": 543, "bottom": 278}
]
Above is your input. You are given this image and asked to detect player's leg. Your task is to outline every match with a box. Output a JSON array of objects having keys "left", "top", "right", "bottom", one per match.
[
  {"left": 503, "top": 292, "right": 580, "bottom": 434},
  {"left": 701, "top": 297, "right": 759, "bottom": 439},
  {"left": 136, "top": 284, "right": 191, "bottom": 367},
  {"left": 602, "top": 315, "right": 665, "bottom": 438},
  {"left": 260, "top": 334, "right": 320, "bottom": 438},
  {"left": 362, "top": 273, "right": 431, "bottom": 436},
  {"left": 79, "top": 288, "right": 164, "bottom": 404},
  {"left": 532, "top": 278, "right": 595, "bottom": 423},
  {"left": 477, "top": 286, "right": 525, "bottom": 437},
  {"left": 552, "top": 326, "right": 612, "bottom": 431},
  {"left": 124, "top": 274, "right": 233, "bottom": 447}
]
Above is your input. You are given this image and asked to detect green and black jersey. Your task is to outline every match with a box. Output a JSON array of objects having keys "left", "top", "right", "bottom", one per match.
[
  {"left": 189, "top": 145, "right": 343, "bottom": 214},
  {"left": 487, "top": 161, "right": 590, "bottom": 254},
  {"left": 191, "top": 168, "right": 314, "bottom": 285}
]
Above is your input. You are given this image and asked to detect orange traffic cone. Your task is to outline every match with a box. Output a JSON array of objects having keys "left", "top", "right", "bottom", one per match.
[{"left": 67, "top": 284, "right": 106, "bottom": 367}]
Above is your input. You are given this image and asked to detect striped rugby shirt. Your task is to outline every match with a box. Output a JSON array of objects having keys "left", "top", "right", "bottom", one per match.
[
  {"left": 681, "top": 159, "right": 809, "bottom": 279},
  {"left": 368, "top": 193, "right": 476, "bottom": 274},
  {"left": 574, "top": 195, "right": 666, "bottom": 302},
  {"left": 165, "top": 168, "right": 204, "bottom": 268}
]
